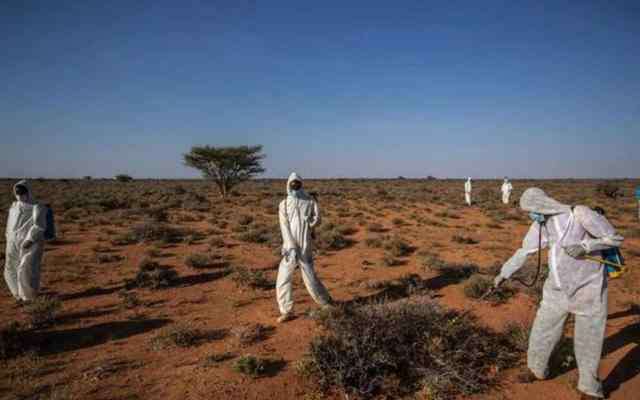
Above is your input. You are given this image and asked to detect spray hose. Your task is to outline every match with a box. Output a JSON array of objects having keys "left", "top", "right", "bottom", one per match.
[{"left": 511, "top": 220, "right": 546, "bottom": 288}]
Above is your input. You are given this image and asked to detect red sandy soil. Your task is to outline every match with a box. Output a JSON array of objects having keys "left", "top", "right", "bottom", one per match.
[{"left": 0, "top": 179, "right": 638, "bottom": 400}]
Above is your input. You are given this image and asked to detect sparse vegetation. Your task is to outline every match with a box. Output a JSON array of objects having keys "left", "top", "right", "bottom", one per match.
[
  {"left": 230, "top": 266, "right": 274, "bottom": 290},
  {"left": 184, "top": 253, "right": 213, "bottom": 269},
  {"left": 234, "top": 323, "right": 273, "bottom": 346},
  {"left": 0, "top": 178, "right": 635, "bottom": 399},
  {"left": 151, "top": 324, "right": 201, "bottom": 350},
  {"left": 126, "top": 259, "right": 178, "bottom": 289},
  {"left": 24, "top": 296, "right": 62, "bottom": 327},
  {"left": 596, "top": 182, "right": 621, "bottom": 199},
  {"left": 304, "top": 300, "right": 521, "bottom": 398},
  {"left": 452, "top": 234, "right": 479, "bottom": 245},
  {"left": 464, "top": 275, "right": 516, "bottom": 304},
  {"left": 383, "top": 236, "right": 412, "bottom": 257},
  {"left": 233, "top": 355, "right": 266, "bottom": 377}
]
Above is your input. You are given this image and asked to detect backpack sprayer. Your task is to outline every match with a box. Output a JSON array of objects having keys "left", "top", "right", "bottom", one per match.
[{"left": 589, "top": 207, "right": 626, "bottom": 279}]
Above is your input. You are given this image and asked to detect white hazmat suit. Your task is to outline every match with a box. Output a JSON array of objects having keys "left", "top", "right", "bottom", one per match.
[
  {"left": 464, "top": 177, "right": 472, "bottom": 206},
  {"left": 276, "top": 173, "right": 332, "bottom": 318},
  {"left": 497, "top": 188, "right": 623, "bottom": 398},
  {"left": 501, "top": 179, "right": 513, "bottom": 205},
  {"left": 4, "top": 180, "right": 47, "bottom": 301}
]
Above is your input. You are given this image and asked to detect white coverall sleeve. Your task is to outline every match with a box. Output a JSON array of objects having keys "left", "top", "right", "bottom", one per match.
[
  {"left": 279, "top": 201, "right": 296, "bottom": 251},
  {"left": 499, "top": 222, "right": 548, "bottom": 279},
  {"left": 309, "top": 200, "right": 321, "bottom": 228},
  {"left": 573, "top": 206, "right": 624, "bottom": 253},
  {"left": 26, "top": 205, "right": 47, "bottom": 243}
]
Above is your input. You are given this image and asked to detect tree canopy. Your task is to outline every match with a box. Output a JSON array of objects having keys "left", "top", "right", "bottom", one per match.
[{"left": 183, "top": 145, "right": 266, "bottom": 197}]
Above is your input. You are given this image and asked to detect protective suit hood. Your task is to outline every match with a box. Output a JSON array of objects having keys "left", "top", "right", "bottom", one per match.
[
  {"left": 14, "top": 180, "right": 34, "bottom": 204},
  {"left": 286, "top": 172, "right": 307, "bottom": 198},
  {"left": 520, "top": 187, "right": 571, "bottom": 215}
]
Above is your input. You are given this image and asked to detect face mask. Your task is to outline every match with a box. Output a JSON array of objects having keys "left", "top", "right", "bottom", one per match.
[{"left": 529, "top": 212, "right": 546, "bottom": 224}]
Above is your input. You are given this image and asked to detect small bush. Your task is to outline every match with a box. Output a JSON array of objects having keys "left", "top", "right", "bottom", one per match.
[
  {"left": 145, "top": 246, "right": 162, "bottom": 258},
  {"left": 150, "top": 324, "right": 203, "bottom": 350},
  {"left": 233, "top": 355, "right": 266, "bottom": 377},
  {"left": 118, "top": 290, "right": 140, "bottom": 309},
  {"left": 237, "top": 215, "right": 254, "bottom": 226},
  {"left": 305, "top": 300, "right": 521, "bottom": 398},
  {"left": 417, "top": 252, "right": 446, "bottom": 270},
  {"left": 383, "top": 236, "right": 412, "bottom": 257},
  {"left": 596, "top": 182, "right": 621, "bottom": 199},
  {"left": 316, "top": 228, "right": 350, "bottom": 251},
  {"left": 463, "top": 275, "right": 493, "bottom": 299},
  {"left": 367, "top": 223, "right": 386, "bottom": 233},
  {"left": 364, "top": 236, "right": 383, "bottom": 248},
  {"left": 96, "top": 253, "right": 124, "bottom": 264},
  {"left": 127, "top": 259, "right": 178, "bottom": 290},
  {"left": 504, "top": 322, "right": 529, "bottom": 353},
  {"left": 209, "top": 236, "right": 225, "bottom": 248},
  {"left": 234, "top": 323, "right": 273, "bottom": 346},
  {"left": 391, "top": 217, "right": 405, "bottom": 226},
  {"left": 381, "top": 252, "right": 399, "bottom": 267},
  {"left": 203, "top": 352, "right": 235, "bottom": 366},
  {"left": 238, "top": 226, "right": 274, "bottom": 244},
  {"left": 452, "top": 234, "right": 479, "bottom": 245},
  {"left": 464, "top": 275, "right": 516, "bottom": 304},
  {"left": 185, "top": 253, "right": 213, "bottom": 269},
  {"left": 230, "top": 267, "right": 273, "bottom": 290},
  {"left": 24, "top": 296, "right": 62, "bottom": 327},
  {"left": 130, "top": 222, "right": 188, "bottom": 244}
]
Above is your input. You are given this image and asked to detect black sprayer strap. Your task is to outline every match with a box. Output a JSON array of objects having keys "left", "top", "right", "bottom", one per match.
[{"left": 512, "top": 221, "right": 546, "bottom": 288}]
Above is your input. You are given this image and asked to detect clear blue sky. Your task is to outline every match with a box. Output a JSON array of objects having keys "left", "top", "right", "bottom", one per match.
[{"left": 1, "top": 0, "right": 639, "bottom": 179}]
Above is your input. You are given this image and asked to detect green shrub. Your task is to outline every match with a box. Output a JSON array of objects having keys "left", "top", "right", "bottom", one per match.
[{"left": 233, "top": 355, "right": 266, "bottom": 377}]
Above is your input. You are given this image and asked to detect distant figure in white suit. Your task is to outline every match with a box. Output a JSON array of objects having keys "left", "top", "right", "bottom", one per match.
[
  {"left": 464, "top": 177, "right": 472, "bottom": 206},
  {"left": 501, "top": 177, "right": 513, "bottom": 205}
]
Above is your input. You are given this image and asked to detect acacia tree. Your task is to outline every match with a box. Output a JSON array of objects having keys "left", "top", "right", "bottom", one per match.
[{"left": 183, "top": 145, "right": 266, "bottom": 197}]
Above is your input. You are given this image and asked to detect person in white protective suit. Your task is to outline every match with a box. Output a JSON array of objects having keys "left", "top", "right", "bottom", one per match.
[
  {"left": 276, "top": 173, "right": 333, "bottom": 323},
  {"left": 493, "top": 188, "right": 624, "bottom": 399},
  {"left": 464, "top": 177, "right": 472, "bottom": 206},
  {"left": 501, "top": 177, "right": 513, "bottom": 205},
  {"left": 4, "top": 180, "right": 47, "bottom": 302}
]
